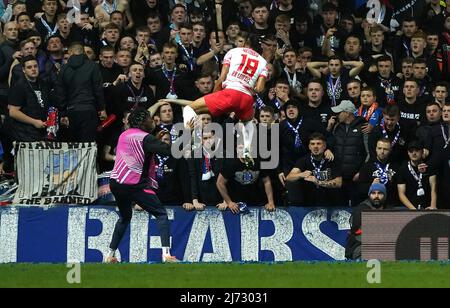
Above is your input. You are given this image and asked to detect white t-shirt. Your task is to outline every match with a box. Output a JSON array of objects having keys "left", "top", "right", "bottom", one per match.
[{"left": 222, "top": 48, "right": 268, "bottom": 96}]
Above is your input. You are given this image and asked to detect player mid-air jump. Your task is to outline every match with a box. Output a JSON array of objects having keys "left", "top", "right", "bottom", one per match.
[{"left": 161, "top": 35, "right": 268, "bottom": 166}]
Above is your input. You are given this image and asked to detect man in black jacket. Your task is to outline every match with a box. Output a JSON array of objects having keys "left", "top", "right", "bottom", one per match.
[
  {"left": 331, "top": 100, "right": 367, "bottom": 206},
  {"left": 55, "top": 42, "right": 107, "bottom": 142},
  {"left": 0, "top": 21, "right": 19, "bottom": 114}
]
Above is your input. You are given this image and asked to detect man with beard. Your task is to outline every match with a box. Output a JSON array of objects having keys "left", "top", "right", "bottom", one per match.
[{"left": 346, "top": 183, "right": 388, "bottom": 260}]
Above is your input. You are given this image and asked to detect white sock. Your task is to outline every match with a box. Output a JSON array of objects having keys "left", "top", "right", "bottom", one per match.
[
  {"left": 162, "top": 247, "right": 171, "bottom": 256},
  {"left": 183, "top": 106, "right": 197, "bottom": 128},
  {"left": 243, "top": 121, "right": 255, "bottom": 154},
  {"left": 107, "top": 249, "right": 116, "bottom": 258}
]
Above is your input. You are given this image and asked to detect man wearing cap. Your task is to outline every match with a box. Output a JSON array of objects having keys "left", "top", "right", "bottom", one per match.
[
  {"left": 330, "top": 100, "right": 367, "bottom": 206},
  {"left": 397, "top": 140, "right": 437, "bottom": 210},
  {"left": 346, "top": 183, "right": 387, "bottom": 260}
]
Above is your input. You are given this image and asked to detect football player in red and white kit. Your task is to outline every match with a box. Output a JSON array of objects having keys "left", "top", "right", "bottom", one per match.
[{"left": 161, "top": 35, "right": 268, "bottom": 165}]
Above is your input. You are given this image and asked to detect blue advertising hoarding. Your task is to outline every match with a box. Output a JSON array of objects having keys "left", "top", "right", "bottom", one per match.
[{"left": 0, "top": 206, "right": 351, "bottom": 263}]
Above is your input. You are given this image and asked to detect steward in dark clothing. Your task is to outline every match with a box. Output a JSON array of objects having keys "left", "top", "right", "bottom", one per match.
[{"left": 55, "top": 49, "right": 106, "bottom": 142}]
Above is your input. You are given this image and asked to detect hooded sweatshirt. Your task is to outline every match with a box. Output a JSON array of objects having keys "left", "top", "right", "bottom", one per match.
[{"left": 55, "top": 54, "right": 105, "bottom": 115}]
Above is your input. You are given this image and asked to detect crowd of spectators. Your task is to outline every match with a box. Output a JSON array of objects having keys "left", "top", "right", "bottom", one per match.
[{"left": 0, "top": 0, "right": 449, "bottom": 211}]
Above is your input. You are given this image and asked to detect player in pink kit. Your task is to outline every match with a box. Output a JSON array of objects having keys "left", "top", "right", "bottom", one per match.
[{"left": 161, "top": 35, "right": 268, "bottom": 165}]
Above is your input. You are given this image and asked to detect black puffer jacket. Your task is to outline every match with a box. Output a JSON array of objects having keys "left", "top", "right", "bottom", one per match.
[
  {"left": 55, "top": 54, "right": 105, "bottom": 115},
  {"left": 332, "top": 117, "right": 367, "bottom": 180},
  {"left": 0, "top": 40, "right": 17, "bottom": 97}
]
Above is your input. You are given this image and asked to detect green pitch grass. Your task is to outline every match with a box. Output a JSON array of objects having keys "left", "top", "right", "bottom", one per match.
[{"left": 1, "top": 262, "right": 450, "bottom": 288}]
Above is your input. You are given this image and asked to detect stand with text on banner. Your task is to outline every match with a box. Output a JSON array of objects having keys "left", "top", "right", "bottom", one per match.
[
  {"left": 0, "top": 206, "right": 351, "bottom": 263},
  {"left": 13, "top": 142, "right": 98, "bottom": 206}
]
